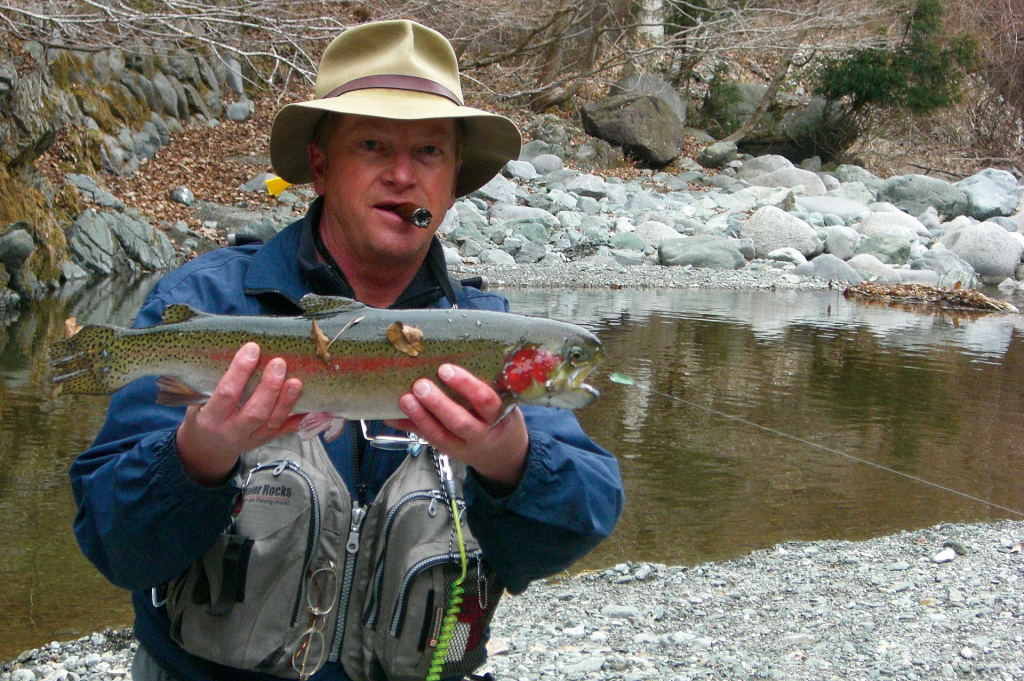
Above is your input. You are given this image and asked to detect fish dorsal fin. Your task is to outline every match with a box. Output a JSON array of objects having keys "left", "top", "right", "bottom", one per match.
[
  {"left": 299, "top": 294, "right": 366, "bottom": 318},
  {"left": 161, "top": 304, "right": 207, "bottom": 325}
]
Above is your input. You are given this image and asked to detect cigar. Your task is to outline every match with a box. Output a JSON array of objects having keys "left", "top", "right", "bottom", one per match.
[{"left": 393, "top": 203, "right": 432, "bottom": 228}]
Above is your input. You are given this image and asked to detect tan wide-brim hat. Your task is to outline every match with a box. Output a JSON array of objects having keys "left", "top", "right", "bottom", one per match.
[{"left": 270, "top": 20, "right": 522, "bottom": 198}]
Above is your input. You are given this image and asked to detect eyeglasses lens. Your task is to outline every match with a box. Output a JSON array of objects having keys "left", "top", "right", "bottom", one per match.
[
  {"left": 292, "top": 629, "right": 325, "bottom": 678},
  {"left": 308, "top": 565, "right": 338, "bottom": 616}
]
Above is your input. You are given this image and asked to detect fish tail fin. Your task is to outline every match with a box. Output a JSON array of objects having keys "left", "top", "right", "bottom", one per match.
[{"left": 48, "top": 325, "right": 126, "bottom": 395}]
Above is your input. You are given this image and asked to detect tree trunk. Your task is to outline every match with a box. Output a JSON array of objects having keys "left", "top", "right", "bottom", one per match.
[{"left": 723, "top": 30, "right": 809, "bottom": 144}]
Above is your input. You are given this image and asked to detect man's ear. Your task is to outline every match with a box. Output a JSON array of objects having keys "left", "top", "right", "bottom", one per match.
[{"left": 309, "top": 142, "right": 327, "bottom": 196}]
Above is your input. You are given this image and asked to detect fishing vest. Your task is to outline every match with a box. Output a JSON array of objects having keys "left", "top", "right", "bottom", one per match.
[{"left": 161, "top": 434, "right": 504, "bottom": 681}]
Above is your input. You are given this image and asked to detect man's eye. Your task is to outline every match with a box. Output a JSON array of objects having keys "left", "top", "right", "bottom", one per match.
[
  {"left": 361, "top": 140, "right": 382, "bottom": 150},
  {"left": 421, "top": 145, "right": 442, "bottom": 156}
]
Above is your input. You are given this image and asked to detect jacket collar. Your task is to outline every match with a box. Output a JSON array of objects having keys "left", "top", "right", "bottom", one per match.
[{"left": 243, "top": 196, "right": 454, "bottom": 311}]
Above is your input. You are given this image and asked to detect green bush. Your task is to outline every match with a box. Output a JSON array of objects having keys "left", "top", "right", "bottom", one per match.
[
  {"left": 697, "top": 63, "right": 743, "bottom": 137},
  {"left": 814, "top": 0, "right": 975, "bottom": 148}
]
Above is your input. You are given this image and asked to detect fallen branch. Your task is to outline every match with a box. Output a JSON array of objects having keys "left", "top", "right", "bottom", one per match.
[{"left": 844, "top": 282, "right": 1019, "bottom": 313}]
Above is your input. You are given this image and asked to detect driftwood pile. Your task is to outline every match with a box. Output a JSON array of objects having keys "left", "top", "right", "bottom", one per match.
[{"left": 843, "top": 283, "right": 1020, "bottom": 313}]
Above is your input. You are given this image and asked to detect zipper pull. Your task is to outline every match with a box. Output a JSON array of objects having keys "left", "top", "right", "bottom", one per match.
[
  {"left": 346, "top": 502, "right": 366, "bottom": 554},
  {"left": 273, "top": 461, "right": 289, "bottom": 476}
]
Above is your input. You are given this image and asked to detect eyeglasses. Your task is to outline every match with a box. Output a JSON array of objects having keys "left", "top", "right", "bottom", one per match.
[
  {"left": 360, "top": 420, "right": 429, "bottom": 453},
  {"left": 292, "top": 560, "right": 338, "bottom": 680}
]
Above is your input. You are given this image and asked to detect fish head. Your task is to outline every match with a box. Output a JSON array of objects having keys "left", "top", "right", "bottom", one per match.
[{"left": 498, "top": 325, "right": 604, "bottom": 410}]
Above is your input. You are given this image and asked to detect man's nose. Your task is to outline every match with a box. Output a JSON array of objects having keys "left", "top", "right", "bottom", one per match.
[{"left": 383, "top": 149, "right": 416, "bottom": 186}]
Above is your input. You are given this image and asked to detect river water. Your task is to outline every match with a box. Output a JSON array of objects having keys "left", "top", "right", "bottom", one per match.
[{"left": 2, "top": 280, "right": 1023, "bottom": 660}]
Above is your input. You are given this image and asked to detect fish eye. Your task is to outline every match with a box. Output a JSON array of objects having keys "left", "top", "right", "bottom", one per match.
[{"left": 567, "top": 346, "right": 584, "bottom": 366}]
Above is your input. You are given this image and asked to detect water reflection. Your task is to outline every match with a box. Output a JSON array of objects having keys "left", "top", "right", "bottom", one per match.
[
  {"left": 1, "top": 284, "right": 1022, "bottom": 661},
  {"left": 500, "top": 288, "right": 1024, "bottom": 572}
]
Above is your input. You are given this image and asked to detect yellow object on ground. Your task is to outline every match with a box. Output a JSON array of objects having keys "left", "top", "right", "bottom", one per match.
[{"left": 265, "top": 176, "right": 292, "bottom": 197}]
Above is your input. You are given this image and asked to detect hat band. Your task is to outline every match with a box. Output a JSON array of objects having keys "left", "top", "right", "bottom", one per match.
[{"left": 323, "top": 75, "right": 463, "bottom": 106}]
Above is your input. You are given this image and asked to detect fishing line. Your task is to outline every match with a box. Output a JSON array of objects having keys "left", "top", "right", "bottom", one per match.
[{"left": 609, "top": 374, "right": 1024, "bottom": 518}]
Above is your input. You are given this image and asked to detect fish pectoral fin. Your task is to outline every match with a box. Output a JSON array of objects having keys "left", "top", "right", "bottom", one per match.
[
  {"left": 155, "top": 376, "right": 212, "bottom": 407},
  {"left": 160, "top": 304, "right": 208, "bottom": 325},
  {"left": 298, "top": 294, "right": 366, "bottom": 318},
  {"left": 489, "top": 394, "right": 519, "bottom": 428},
  {"left": 297, "top": 411, "right": 348, "bottom": 442}
]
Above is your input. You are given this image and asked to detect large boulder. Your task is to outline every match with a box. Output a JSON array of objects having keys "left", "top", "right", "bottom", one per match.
[
  {"left": 954, "top": 169, "right": 1022, "bottom": 221},
  {"left": 877, "top": 174, "right": 970, "bottom": 218},
  {"left": 659, "top": 235, "right": 746, "bottom": 269},
  {"left": 608, "top": 73, "right": 687, "bottom": 125},
  {"left": 945, "top": 222, "right": 1024, "bottom": 284},
  {"left": 580, "top": 94, "right": 687, "bottom": 167},
  {"left": 739, "top": 206, "right": 822, "bottom": 258},
  {"left": 910, "top": 248, "right": 980, "bottom": 288}
]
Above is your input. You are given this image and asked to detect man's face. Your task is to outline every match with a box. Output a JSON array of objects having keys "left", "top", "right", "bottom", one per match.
[{"left": 309, "top": 114, "right": 460, "bottom": 269}]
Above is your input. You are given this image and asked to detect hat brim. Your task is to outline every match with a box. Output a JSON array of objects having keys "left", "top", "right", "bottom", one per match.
[{"left": 270, "top": 88, "right": 521, "bottom": 198}]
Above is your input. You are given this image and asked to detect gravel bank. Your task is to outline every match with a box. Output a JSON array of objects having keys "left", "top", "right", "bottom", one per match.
[
  {"left": 4, "top": 520, "right": 1021, "bottom": 681},
  {"left": 457, "top": 261, "right": 833, "bottom": 291}
]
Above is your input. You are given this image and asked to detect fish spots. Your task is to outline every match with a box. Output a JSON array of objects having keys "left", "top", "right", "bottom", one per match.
[{"left": 498, "top": 347, "right": 561, "bottom": 394}]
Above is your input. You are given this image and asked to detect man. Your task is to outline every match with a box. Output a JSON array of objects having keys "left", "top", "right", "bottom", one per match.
[{"left": 70, "top": 20, "right": 624, "bottom": 681}]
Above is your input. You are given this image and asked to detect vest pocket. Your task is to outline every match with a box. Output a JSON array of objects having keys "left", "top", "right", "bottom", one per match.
[{"left": 166, "top": 445, "right": 350, "bottom": 679}]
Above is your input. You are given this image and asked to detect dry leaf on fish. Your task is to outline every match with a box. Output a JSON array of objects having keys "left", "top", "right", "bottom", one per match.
[{"left": 386, "top": 321, "right": 425, "bottom": 357}]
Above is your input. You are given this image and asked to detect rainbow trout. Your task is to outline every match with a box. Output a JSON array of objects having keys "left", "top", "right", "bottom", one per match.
[{"left": 49, "top": 294, "right": 603, "bottom": 439}]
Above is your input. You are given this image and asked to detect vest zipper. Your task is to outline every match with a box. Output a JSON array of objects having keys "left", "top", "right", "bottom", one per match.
[{"left": 328, "top": 499, "right": 366, "bottom": 662}]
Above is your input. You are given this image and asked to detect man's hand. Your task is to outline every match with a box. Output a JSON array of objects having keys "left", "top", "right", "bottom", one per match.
[
  {"left": 385, "top": 363, "right": 529, "bottom": 493},
  {"left": 176, "top": 342, "right": 303, "bottom": 487}
]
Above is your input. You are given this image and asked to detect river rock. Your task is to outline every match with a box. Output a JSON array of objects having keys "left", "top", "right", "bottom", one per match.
[
  {"left": 736, "top": 155, "right": 794, "bottom": 180},
  {"left": 847, "top": 253, "right": 901, "bottom": 282},
  {"left": 695, "top": 142, "right": 737, "bottom": 169},
  {"left": 226, "top": 99, "right": 253, "bottom": 122},
  {"left": 795, "top": 196, "right": 870, "bottom": 221},
  {"left": 169, "top": 186, "right": 194, "bottom": 206},
  {"left": 823, "top": 225, "right": 860, "bottom": 261},
  {"left": 858, "top": 211, "right": 927, "bottom": 242},
  {"left": 0, "top": 228, "right": 35, "bottom": 274},
  {"left": 659, "top": 235, "right": 746, "bottom": 269},
  {"left": 910, "top": 248, "right": 980, "bottom": 288},
  {"left": 855, "top": 234, "right": 912, "bottom": 265},
  {"left": 634, "top": 221, "right": 680, "bottom": 249},
  {"left": 531, "top": 154, "right": 563, "bottom": 174},
  {"left": 747, "top": 167, "right": 827, "bottom": 197},
  {"left": 740, "top": 206, "right": 822, "bottom": 258},
  {"left": 877, "top": 174, "right": 970, "bottom": 218},
  {"left": 955, "top": 168, "right": 1023, "bottom": 220},
  {"left": 491, "top": 204, "right": 559, "bottom": 229},
  {"left": 833, "top": 164, "right": 885, "bottom": 192},
  {"left": 471, "top": 174, "right": 516, "bottom": 204},
  {"left": 478, "top": 248, "right": 515, "bottom": 265},
  {"left": 792, "top": 253, "right": 863, "bottom": 284},
  {"left": 609, "top": 73, "right": 687, "bottom": 124},
  {"left": 946, "top": 222, "right": 1024, "bottom": 284},
  {"left": 580, "top": 94, "right": 687, "bottom": 167},
  {"left": 502, "top": 160, "right": 538, "bottom": 181},
  {"left": 766, "top": 247, "right": 807, "bottom": 265}
]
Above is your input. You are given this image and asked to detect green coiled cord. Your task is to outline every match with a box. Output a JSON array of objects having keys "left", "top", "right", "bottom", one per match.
[{"left": 425, "top": 496, "right": 468, "bottom": 681}]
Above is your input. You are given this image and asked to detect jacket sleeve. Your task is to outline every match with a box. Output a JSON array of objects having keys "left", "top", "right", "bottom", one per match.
[
  {"left": 69, "top": 294, "right": 241, "bottom": 590},
  {"left": 463, "top": 406, "right": 624, "bottom": 595}
]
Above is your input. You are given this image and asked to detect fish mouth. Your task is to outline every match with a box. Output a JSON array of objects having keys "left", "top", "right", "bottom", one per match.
[{"left": 526, "top": 360, "right": 601, "bottom": 410}]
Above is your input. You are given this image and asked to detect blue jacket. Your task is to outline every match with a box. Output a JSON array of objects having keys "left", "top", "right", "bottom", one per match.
[{"left": 70, "top": 200, "right": 624, "bottom": 681}]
